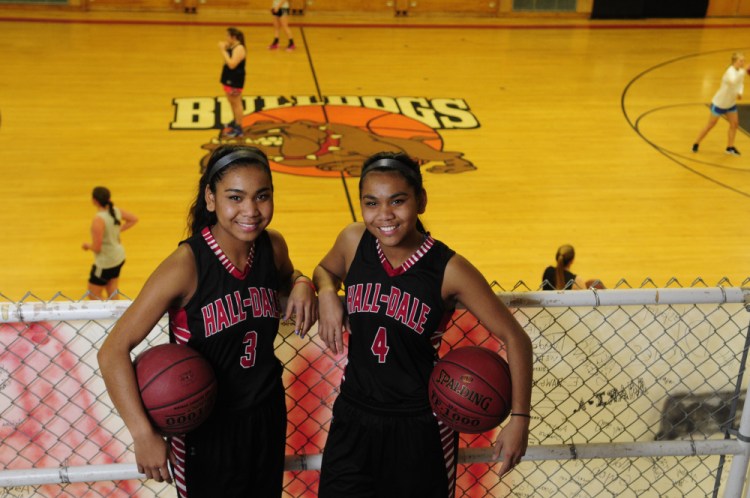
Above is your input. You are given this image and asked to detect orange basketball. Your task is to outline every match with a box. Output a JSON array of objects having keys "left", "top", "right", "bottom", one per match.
[
  {"left": 134, "top": 344, "right": 217, "bottom": 436},
  {"left": 428, "top": 346, "right": 512, "bottom": 433}
]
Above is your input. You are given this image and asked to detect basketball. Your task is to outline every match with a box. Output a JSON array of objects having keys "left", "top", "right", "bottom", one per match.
[
  {"left": 133, "top": 343, "right": 218, "bottom": 436},
  {"left": 428, "top": 346, "right": 512, "bottom": 433},
  {"left": 585, "top": 279, "right": 606, "bottom": 289}
]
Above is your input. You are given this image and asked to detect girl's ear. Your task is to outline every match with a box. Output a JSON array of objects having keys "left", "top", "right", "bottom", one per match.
[
  {"left": 205, "top": 185, "right": 216, "bottom": 213},
  {"left": 417, "top": 188, "right": 427, "bottom": 214}
]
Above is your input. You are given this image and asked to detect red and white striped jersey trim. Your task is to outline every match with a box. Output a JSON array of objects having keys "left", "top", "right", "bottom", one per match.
[
  {"left": 201, "top": 226, "right": 254, "bottom": 279},
  {"left": 376, "top": 235, "right": 435, "bottom": 277},
  {"left": 434, "top": 311, "right": 457, "bottom": 498},
  {"left": 439, "top": 419, "right": 458, "bottom": 498},
  {"left": 170, "top": 307, "right": 192, "bottom": 345},
  {"left": 171, "top": 435, "right": 187, "bottom": 497}
]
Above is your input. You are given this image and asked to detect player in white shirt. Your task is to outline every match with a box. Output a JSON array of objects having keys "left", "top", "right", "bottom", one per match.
[{"left": 693, "top": 52, "right": 746, "bottom": 156}]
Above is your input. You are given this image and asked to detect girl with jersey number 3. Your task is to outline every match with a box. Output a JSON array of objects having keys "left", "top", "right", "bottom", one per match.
[
  {"left": 98, "top": 145, "right": 317, "bottom": 498},
  {"left": 314, "top": 152, "right": 533, "bottom": 498}
]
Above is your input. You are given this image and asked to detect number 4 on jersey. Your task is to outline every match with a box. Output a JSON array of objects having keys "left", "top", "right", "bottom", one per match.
[{"left": 371, "top": 327, "right": 390, "bottom": 363}]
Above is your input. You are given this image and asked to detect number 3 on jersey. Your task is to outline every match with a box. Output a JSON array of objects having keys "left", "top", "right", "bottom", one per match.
[
  {"left": 241, "top": 330, "right": 257, "bottom": 368},
  {"left": 371, "top": 327, "right": 390, "bottom": 363}
]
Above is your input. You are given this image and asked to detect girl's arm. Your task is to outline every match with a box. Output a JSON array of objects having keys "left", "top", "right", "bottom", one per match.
[
  {"left": 219, "top": 43, "right": 246, "bottom": 69},
  {"left": 443, "top": 253, "right": 533, "bottom": 477},
  {"left": 97, "top": 244, "right": 197, "bottom": 483},
  {"left": 312, "top": 223, "right": 364, "bottom": 354},
  {"left": 573, "top": 275, "right": 587, "bottom": 289},
  {"left": 312, "top": 264, "right": 345, "bottom": 354},
  {"left": 82, "top": 217, "right": 105, "bottom": 253},
  {"left": 268, "top": 228, "right": 317, "bottom": 337},
  {"left": 119, "top": 208, "right": 139, "bottom": 232}
]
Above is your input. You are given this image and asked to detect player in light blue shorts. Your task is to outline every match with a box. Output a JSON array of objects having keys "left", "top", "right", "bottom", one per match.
[
  {"left": 710, "top": 103, "right": 738, "bottom": 116},
  {"left": 693, "top": 52, "right": 746, "bottom": 156}
]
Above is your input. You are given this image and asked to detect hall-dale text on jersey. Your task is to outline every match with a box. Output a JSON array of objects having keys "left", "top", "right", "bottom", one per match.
[
  {"left": 202, "top": 287, "right": 280, "bottom": 337},
  {"left": 346, "top": 283, "right": 432, "bottom": 335},
  {"left": 171, "top": 95, "right": 479, "bottom": 131}
]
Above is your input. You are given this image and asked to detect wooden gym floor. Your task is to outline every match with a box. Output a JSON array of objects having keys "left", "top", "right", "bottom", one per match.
[{"left": 0, "top": 8, "right": 749, "bottom": 300}]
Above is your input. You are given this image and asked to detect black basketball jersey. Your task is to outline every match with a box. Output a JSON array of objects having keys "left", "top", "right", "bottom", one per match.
[
  {"left": 220, "top": 45, "right": 246, "bottom": 89},
  {"left": 168, "top": 227, "right": 282, "bottom": 411},
  {"left": 541, "top": 266, "right": 577, "bottom": 290},
  {"left": 341, "top": 229, "right": 456, "bottom": 413}
]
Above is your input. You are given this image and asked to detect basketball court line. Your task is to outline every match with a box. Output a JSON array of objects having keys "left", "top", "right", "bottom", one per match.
[
  {"left": 621, "top": 47, "right": 750, "bottom": 199},
  {"left": 636, "top": 104, "right": 750, "bottom": 172},
  {"left": 298, "top": 26, "right": 358, "bottom": 222}
]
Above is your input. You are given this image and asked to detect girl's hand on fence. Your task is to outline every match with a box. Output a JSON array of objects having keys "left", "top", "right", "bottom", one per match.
[
  {"left": 316, "top": 289, "right": 346, "bottom": 354},
  {"left": 284, "top": 276, "right": 318, "bottom": 338}
]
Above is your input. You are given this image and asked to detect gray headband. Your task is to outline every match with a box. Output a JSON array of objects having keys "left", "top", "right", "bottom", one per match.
[
  {"left": 207, "top": 149, "right": 269, "bottom": 183},
  {"left": 361, "top": 157, "right": 419, "bottom": 181}
]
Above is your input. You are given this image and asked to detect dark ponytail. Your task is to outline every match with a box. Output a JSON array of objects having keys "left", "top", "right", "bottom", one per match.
[
  {"left": 92, "top": 186, "right": 121, "bottom": 226},
  {"left": 227, "top": 27, "right": 245, "bottom": 46},
  {"left": 187, "top": 145, "right": 272, "bottom": 237},
  {"left": 359, "top": 152, "right": 428, "bottom": 234},
  {"left": 554, "top": 244, "right": 575, "bottom": 290}
]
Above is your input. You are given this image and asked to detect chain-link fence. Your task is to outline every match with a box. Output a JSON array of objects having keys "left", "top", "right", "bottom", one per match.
[{"left": 0, "top": 279, "right": 748, "bottom": 497}]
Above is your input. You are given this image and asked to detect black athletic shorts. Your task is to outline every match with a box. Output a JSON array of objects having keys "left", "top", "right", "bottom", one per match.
[
  {"left": 172, "top": 382, "right": 287, "bottom": 498},
  {"left": 319, "top": 394, "right": 458, "bottom": 498},
  {"left": 272, "top": 7, "right": 289, "bottom": 17},
  {"left": 88, "top": 261, "right": 125, "bottom": 286}
]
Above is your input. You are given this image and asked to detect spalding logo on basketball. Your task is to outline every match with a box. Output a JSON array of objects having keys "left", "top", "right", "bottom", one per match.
[
  {"left": 429, "top": 346, "right": 512, "bottom": 433},
  {"left": 134, "top": 343, "right": 218, "bottom": 436}
]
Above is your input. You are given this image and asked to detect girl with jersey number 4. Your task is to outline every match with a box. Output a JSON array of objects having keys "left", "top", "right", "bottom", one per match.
[
  {"left": 98, "top": 145, "right": 317, "bottom": 498},
  {"left": 314, "top": 152, "right": 533, "bottom": 498}
]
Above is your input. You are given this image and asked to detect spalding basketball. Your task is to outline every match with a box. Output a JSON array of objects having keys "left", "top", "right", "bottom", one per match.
[
  {"left": 133, "top": 343, "right": 217, "bottom": 436},
  {"left": 429, "top": 346, "right": 512, "bottom": 433}
]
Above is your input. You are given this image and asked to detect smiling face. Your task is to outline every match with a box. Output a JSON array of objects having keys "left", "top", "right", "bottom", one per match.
[
  {"left": 205, "top": 164, "right": 274, "bottom": 247},
  {"left": 360, "top": 170, "right": 426, "bottom": 256}
]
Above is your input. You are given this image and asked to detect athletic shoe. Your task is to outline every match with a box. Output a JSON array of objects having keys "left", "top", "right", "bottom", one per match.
[
  {"left": 726, "top": 146, "right": 741, "bottom": 156},
  {"left": 268, "top": 42, "right": 279, "bottom": 50},
  {"left": 225, "top": 126, "right": 243, "bottom": 138},
  {"left": 692, "top": 143, "right": 699, "bottom": 153},
  {"left": 286, "top": 44, "right": 296, "bottom": 51}
]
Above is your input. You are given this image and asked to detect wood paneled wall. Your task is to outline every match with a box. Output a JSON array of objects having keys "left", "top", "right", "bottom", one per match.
[
  {"left": 707, "top": 0, "right": 750, "bottom": 16},
  {"left": 0, "top": 0, "right": 595, "bottom": 16},
  {"left": 86, "top": 0, "right": 174, "bottom": 11},
  {"left": 1, "top": 1, "right": 748, "bottom": 21}
]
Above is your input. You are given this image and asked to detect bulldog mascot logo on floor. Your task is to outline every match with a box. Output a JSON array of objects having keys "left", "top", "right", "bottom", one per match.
[{"left": 171, "top": 95, "right": 479, "bottom": 177}]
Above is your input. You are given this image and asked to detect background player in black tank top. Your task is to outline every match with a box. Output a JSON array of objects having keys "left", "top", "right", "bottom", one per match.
[
  {"left": 219, "top": 27, "right": 247, "bottom": 138},
  {"left": 98, "top": 146, "right": 317, "bottom": 497},
  {"left": 314, "top": 152, "right": 533, "bottom": 497},
  {"left": 541, "top": 244, "right": 603, "bottom": 290}
]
